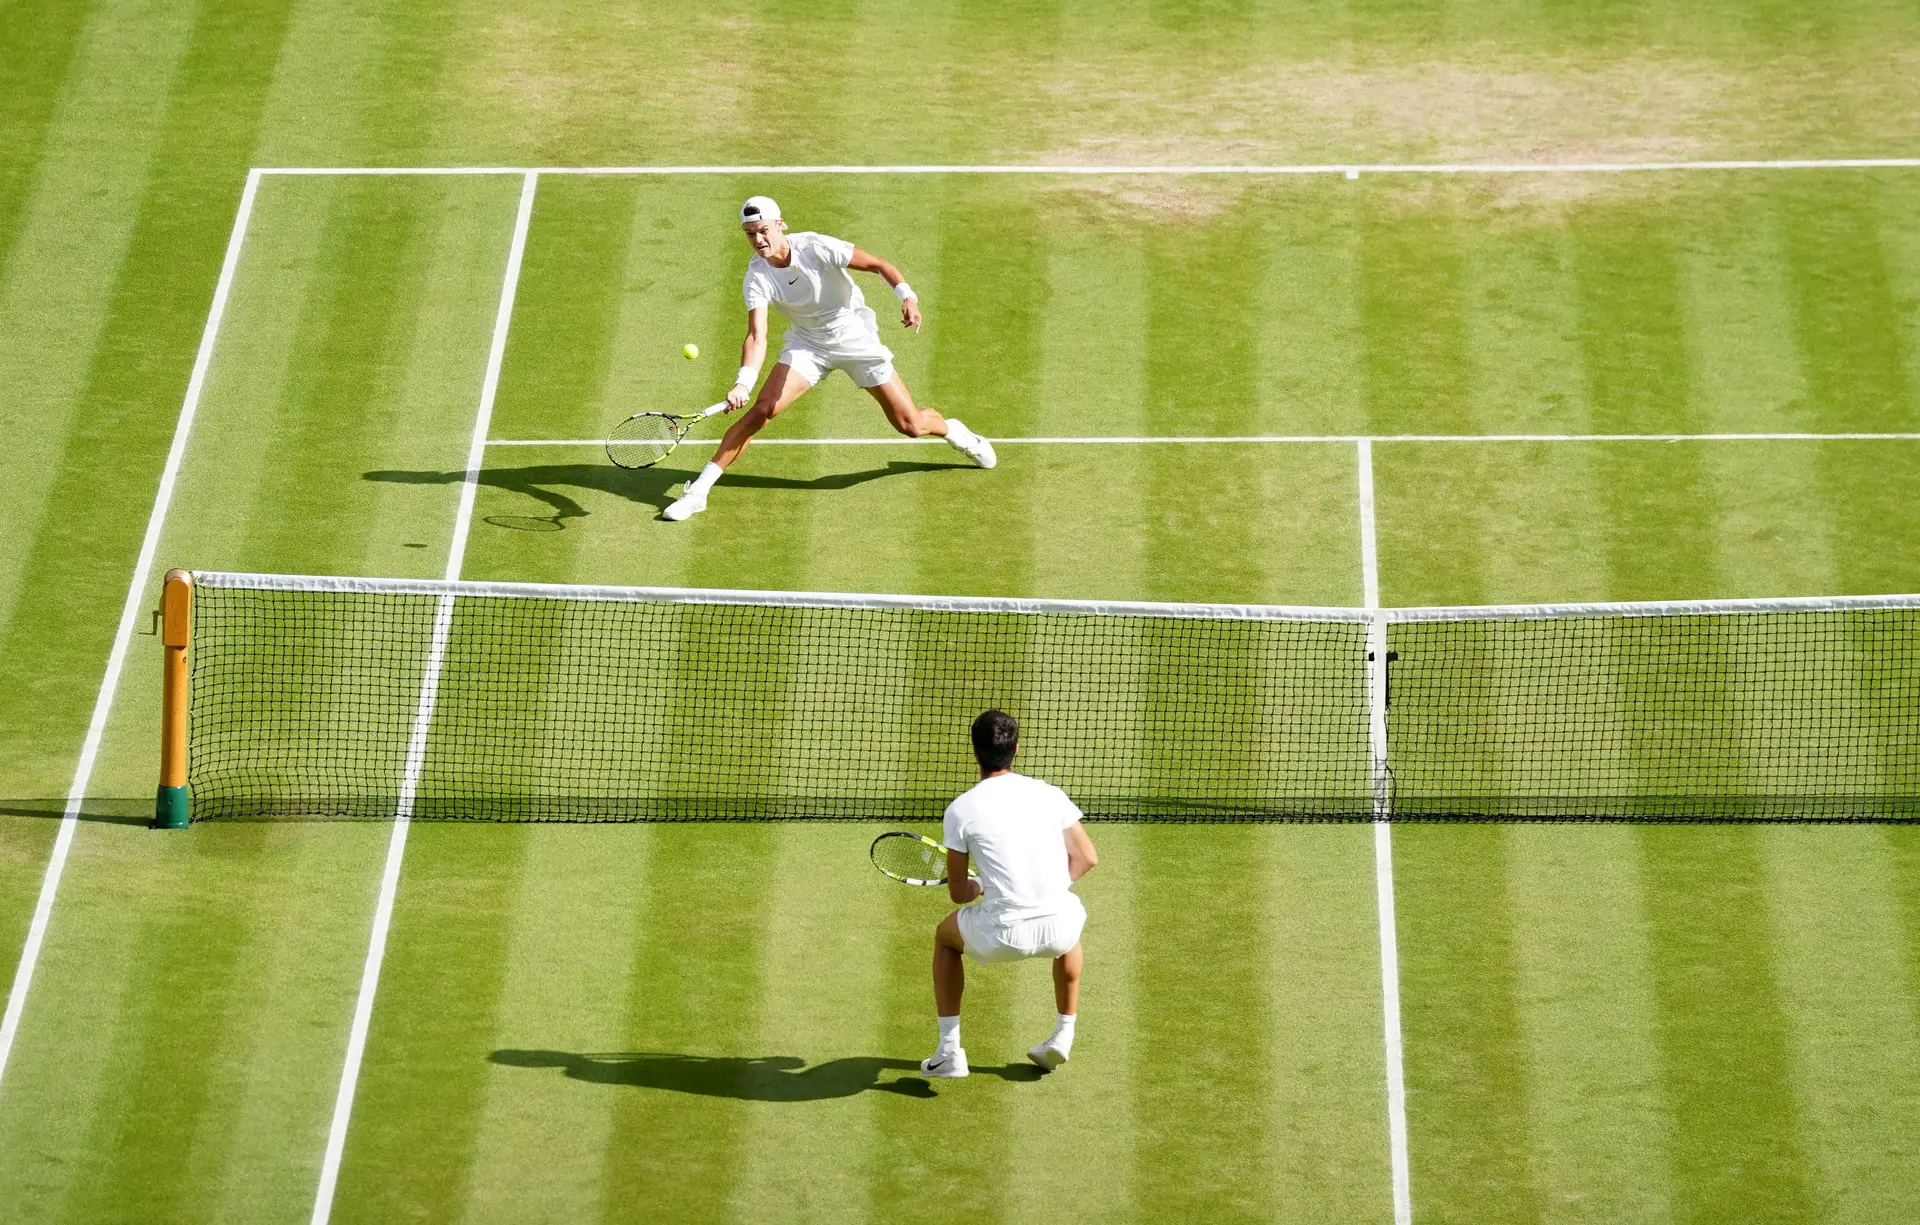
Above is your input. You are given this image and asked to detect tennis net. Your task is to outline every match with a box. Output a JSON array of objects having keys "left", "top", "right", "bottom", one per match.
[{"left": 175, "top": 572, "right": 1920, "bottom": 823}]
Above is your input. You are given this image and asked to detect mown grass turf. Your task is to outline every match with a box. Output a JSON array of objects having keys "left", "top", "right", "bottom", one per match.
[{"left": 5, "top": 2, "right": 1920, "bottom": 1222}]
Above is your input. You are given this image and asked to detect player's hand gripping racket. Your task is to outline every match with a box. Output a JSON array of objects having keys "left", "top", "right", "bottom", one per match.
[
  {"left": 605, "top": 400, "right": 732, "bottom": 470},
  {"left": 870, "top": 832, "right": 979, "bottom": 887}
]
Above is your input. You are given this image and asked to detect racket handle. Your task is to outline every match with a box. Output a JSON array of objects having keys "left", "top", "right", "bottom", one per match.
[{"left": 700, "top": 400, "right": 731, "bottom": 418}]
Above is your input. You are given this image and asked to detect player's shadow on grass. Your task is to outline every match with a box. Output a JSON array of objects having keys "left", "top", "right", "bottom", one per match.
[
  {"left": 364, "top": 460, "right": 970, "bottom": 529},
  {"left": 490, "top": 1049, "right": 1042, "bottom": 1100}
]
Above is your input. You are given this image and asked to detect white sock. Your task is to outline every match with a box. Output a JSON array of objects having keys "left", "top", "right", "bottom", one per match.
[
  {"left": 687, "top": 461, "right": 724, "bottom": 496},
  {"left": 943, "top": 419, "right": 972, "bottom": 444},
  {"left": 937, "top": 1015, "right": 962, "bottom": 1051},
  {"left": 1051, "top": 1013, "right": 1076, "bottom": 1047}
]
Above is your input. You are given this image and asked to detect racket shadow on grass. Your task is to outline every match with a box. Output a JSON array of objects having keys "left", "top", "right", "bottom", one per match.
[
  {"left": 490, "top": 1049, "right": 1042, "bottom": 1100},
  {"left": 366, "top": 460, "right": 972, "bottom": 525}
]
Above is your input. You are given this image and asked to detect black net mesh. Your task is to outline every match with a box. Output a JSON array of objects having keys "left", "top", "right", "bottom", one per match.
[
  {"left": 187, "top": 582, "right": 1371, "bottom": 821},
  {"left": 186, "top": 579, "right": 1920, "bottom": 823},
  {"left": 1385, "top": 611, "right": 1920, "bottom": 820}
]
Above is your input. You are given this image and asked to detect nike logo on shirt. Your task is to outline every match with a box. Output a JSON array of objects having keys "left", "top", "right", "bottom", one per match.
[{"left": 787, "top": 277, "right": 799, "bottom": 285}]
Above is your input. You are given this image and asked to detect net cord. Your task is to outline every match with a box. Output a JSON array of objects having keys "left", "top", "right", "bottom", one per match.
[
  {"left": 186, "top": 570, "right": 1920, "bottom": 624},
  {"left": 186, "top": 571, "right": 1371, "bottom": 623}
]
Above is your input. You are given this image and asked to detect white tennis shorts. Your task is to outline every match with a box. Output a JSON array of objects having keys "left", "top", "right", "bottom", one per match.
[
  {"left": 778, "top": 309, "right": 895, "bottom": 389},
  {"left": 957, "top": 894, "right": 1087, "bottom": 965}
]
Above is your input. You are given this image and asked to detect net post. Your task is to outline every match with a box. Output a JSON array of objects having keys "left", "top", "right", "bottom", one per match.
[{"left": 155, "top": 569, "right": 192, "bottom": 829}]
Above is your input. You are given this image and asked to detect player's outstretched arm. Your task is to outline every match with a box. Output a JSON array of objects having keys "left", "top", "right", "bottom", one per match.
[
  {"left": 728, "top": 307, "right": 769, "bottom": 409},
  {"left": 1065, "top": 824, "right": 1098, "bottom": 882},
  {"left": 946, "top": 849, "right": 982, "bottom": 905},
  {"left": 848, "top": 248, "right": 921, "bottom": 331}
]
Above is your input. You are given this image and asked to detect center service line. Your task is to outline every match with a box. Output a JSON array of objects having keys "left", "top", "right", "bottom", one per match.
[
  {"left": 310, "top": 170, "right": 539, "bottom": 1225},
  {"left": 1357, "top": 440, "right": 1414, "bottom": 1225},
  {"left": 0, "top": 170, "right": 263, "bottom": 1097}
]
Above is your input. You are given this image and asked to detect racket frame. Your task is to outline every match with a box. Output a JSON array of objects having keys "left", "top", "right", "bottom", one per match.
[
  {"left": 869, "top": 830, "right": 977, "bottom": 887},
  {"left": 605, "top": 400, "right": 731, "bottom": 470}
]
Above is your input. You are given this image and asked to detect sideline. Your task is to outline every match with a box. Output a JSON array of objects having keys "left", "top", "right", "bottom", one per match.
[{"left": 0, "top": 170, "right": 264, "bottom": 1095}]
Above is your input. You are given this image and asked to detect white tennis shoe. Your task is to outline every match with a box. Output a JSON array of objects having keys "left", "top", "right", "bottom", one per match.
[
  {"left": 662, "top": 487, "right": 708, "bottom": 522},
  {"left": 1027, "top": 1038, "right": 1070, "bottom": 1071},
  {"left": 943, "top": 419, "right": 996, "bottom": 469},
  {"left": 919, "top": 1047, "right": 969, "bottom": 1078}
]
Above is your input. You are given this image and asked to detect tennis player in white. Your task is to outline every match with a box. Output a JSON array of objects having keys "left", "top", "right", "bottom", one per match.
[
  {"left": 922, "top": 709, "right": 1099, "bottom": 1078},
  {"left": 663, "top": 195, "right": 997, "bottom": 521}
]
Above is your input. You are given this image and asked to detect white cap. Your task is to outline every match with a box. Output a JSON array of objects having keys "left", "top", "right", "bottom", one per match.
[{"left": 740, "top": 195, "right": 782, "bottom": 226}]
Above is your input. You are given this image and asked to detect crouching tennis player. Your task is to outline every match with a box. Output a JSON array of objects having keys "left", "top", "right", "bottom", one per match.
[
  {"left": 922, "top": 710, "right": 1099, "bottom": 1078},
  {"left": 664, "top": 195, "right": 996, "bottom": 521}
]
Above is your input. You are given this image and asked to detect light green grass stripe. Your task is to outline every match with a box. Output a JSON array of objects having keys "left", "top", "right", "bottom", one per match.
[
  {"left": 1762, "top": 827, "right": 1920, "bottom": 1221},
  {"left": 461, "top": 826, "right": 650, "bottom": 1223},
  {"left": 723, "top": 826, "right": 894, "bottom": 1225},
  {"left": 1506, "top": 825, "right": 1675, "bottom": 1224},
  {"left": 1033, "top": 232, "right": 1148, "bottom": 598},
  {"left": 1262, "top": 826, "right": 1397, "bottom": 1224},
  {"left": 0, "top": 0, "right": 199, "bottom": 644}
]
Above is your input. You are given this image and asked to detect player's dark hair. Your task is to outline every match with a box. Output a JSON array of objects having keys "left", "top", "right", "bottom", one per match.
[{"left": 971, "top": 709, "right": 1019, "bottom": 772}]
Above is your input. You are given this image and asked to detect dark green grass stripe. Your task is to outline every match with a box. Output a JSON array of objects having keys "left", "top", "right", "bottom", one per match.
[
  {"left": 1575, "top": 206, "right": 1718, "bottom": 600},
  {"left": 330, "top": 826, "right": 532, "bottom": 1220},
  {"left": 1892, "top": 828, "right": 1920, "bottom": 1036},
  {"left": 1780, "top": 179, "right": 1915, "bottom": 431},
  {"left": 1395, "top": 825, "right": 1543, "bottom": 1225},
  {"left": 0, "top": 0, "right": 93, "bottom": 275},
  {"left": 597, "top": 825, "right": 778, "bottom": 1223},
  {"left": 242, "top": 179, "right": 451, "bottom": 570},
  {"left": 0, "top": 0, "right": 297, "bottom": 801},
  {"left": 492, "top": 177, "right": 635, "bottom": 448},
  {"left": 919, "top": 183, "right": 1046, "bottom": 594},
  {"left": 1639, "top": 826, "right": 1818, "bottom": 1224}
]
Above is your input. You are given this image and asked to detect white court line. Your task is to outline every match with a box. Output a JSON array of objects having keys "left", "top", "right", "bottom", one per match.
[
  {"left": 1357, "top": 440, "right": 1413, "bottom": 1225},
  {"left": 507, "top": 431, "right": 1920, "bottom": 448},
  {"left": 254, "top": 157, "right": 1920, "bottom": 177},
  {"left": 0, "top": 171, "right": 264, "bottom": 1094},
  {"left": 308, "top": 170, "right": 539, "bottom": 1225}
]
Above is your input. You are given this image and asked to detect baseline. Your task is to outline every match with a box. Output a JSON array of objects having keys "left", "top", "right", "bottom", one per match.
[
  {"left": 308, "top": 170, "right": 540, "bottom": 1225},
  {"left": 255, "top": 158, "right": 1920, "bottom": 177},
  {"left": 502, "top": 432, "right": 1920, "bottom": 447},
  {"left": 0, "top": 171, "right": 264, "bottom": 1095}
]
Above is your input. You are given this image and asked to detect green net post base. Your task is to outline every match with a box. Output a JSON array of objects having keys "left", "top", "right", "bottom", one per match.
[{"left": 154, "top": 785, "right": 190, "bottom": 829}]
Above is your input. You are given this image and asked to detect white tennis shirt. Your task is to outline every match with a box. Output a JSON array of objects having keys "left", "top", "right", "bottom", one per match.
[
  {"left": 943, "top": 772, "right": 1083, "bottom": 921},
  {"left": 741, "top": 231, "right": 874, "bottom": 341}
]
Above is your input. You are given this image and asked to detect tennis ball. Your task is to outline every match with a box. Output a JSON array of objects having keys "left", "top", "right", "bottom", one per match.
[{"left": 682, "top": 343, "right": 700, "bottom": 359}]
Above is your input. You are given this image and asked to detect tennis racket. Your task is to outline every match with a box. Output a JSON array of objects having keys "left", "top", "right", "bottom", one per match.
[
  {"left": 870, "top": 831, "right": 978, "bottom": 887},
  {"left": 605, "top": 400, "right": 732, "bottom": 470}
]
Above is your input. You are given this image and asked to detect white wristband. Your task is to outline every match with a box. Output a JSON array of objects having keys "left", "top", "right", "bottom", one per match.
[
  {"left": 893, "top": 281, "right": 916, "bottom": 302},
  {"left": 732, "top": 363, "right": 760, "bottom": 393}
]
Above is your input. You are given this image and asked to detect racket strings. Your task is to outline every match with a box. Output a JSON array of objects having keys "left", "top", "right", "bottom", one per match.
[
  {"left": 606, "top": 414, "right": 683, "bottom": 469},
  {"left": 872, "top": 833, "right": 945, "bottom": 882}
]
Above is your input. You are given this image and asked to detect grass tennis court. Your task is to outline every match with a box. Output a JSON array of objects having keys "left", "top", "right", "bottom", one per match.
[{"left": 5, "top": 3, "right": 1920, "bottom": 1222}]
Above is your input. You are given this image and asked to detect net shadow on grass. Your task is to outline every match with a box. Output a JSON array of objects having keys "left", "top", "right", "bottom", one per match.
[
  {"left": 0, "top": 798, "right": 155, "bottom": 827},
  {"left": 489, "top": 1048, "right": 1042, "bottom": 1100},
  {"left": 364, "top": 460, "right": 975, "bottom": 524}
]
